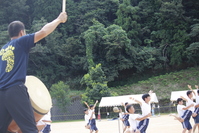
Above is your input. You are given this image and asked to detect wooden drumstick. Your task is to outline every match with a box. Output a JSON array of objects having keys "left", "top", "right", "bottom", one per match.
[{"left": 62, "top": 0, "right": 66, "bottom": 12}]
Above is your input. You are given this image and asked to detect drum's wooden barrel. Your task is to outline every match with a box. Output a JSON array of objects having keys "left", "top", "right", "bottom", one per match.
[{"left": 8, "top": 76, "right": 52, "bottom": 132}]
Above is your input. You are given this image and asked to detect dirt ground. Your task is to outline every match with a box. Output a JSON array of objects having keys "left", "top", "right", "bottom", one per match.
[{"left": 51, "top": 115, "right": 197, "bottom": 133}]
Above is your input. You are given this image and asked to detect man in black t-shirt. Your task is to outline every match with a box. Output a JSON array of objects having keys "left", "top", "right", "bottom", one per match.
[{"left": 0, "top": 12, "right": 67, "bottom": 133}]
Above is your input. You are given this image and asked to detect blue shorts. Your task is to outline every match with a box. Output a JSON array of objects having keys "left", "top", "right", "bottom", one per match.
[
  {"left": 137, "top": 118, "right": 149, "bottom": 133},
  {"left": 90, "top": 119, "right": 98, "bottom": 131},
  {"left": 194, "top": 108, "right": 199, "bottom": 114},
  {"left": 123, "top": 119, "right": 130, "bottom": 126},
  {"left": 123, "top": 114, "right": 129, "bottom": 120},
  {"left": 182, "top": 119, "right": 192, "bottom": 130},
  {"left": 123, "top": 114, "right": 130, "bottom": 126},
  {"left": 193, "top": 114, "right": 199, "bottom": 124},
  {"left": 181, "top": 110, "right": 192, "bottom": 120},
  {"left": 42, "top": 124, "right": 51, "bottom": 133}
]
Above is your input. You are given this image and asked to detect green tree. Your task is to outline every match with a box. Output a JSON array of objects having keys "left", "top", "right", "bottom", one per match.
[
  {"left": 50, "top": 81, "right": 71, "bottom": 111},
  {"left": 81, "top": 64, "right": 110, "bottom": 103},
  {"left": 115, "top": 0, "right": 142, "bottom": 45},
  {"left": 186, "top": 23, "right": 199, "bottom": 64}
]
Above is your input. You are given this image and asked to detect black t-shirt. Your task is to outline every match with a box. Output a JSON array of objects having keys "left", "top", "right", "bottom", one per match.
[{"left": 0, "top": 34, "right": 35, "bottom": 89}]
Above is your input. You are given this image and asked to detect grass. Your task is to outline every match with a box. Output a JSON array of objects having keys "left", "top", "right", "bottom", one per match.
[{"left": 111, "top": 67, "right": 199, "bottom": 99}]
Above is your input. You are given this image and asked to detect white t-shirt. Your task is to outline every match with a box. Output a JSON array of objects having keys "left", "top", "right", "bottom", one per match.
[
  {"left": 89, "top": 109, "right": 96, "bottom": 119},
  {"left": 186, "top": 98, "right": 195, "bottom": 112},
  {"left": 141, "top": 102, "right": 151, "bottom": 117},
  {"left": 84, "top": 114, "right": 91, "bottom": 124},
  {"left": 177, "top": 104, "right": 185, "bottom": 117},
  {"left": 124, "top": 106, "right": 128, "bottom": 113},
  {"left": 38, "top": 111, "right": 51, "bottom": 125},
  {"left": 119, "top": 112, "right": 124, "bottom": 119},
  {"left": 196, "top": 95, "right": 199, "bottom": 105},
  {"left": 128, "top": 114, "right": 139, "bottom": 130}
]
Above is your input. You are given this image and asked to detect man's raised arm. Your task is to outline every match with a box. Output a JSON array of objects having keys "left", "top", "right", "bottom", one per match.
[
  {"left": 34, "top": 12, "right": 67, "bottom": 43},
  {"left": 84, "top": 101, "right": 90, "bottom": 109},
  {"left": 93, "top": 100, "right": 98, "bottom": 109},
  {"left": 129, "top": 97, "right": 142, "bottom": 106},
  {"left": 188, "top": 85, "right": 196, "bottom": 96}
]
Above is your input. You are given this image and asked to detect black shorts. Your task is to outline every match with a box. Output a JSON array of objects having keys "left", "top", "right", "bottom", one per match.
[{"left": 0, "top": 84, "right": 38, "bottom": 133}]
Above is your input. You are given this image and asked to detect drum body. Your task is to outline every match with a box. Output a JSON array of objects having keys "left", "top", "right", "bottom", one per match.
[{"left": 8, "top": 76, "right": 52, "bottom": 132}]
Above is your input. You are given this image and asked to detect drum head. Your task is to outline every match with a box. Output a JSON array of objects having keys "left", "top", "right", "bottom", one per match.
[{"left": 25, "top": 76, "right": 52, "bottom": 114}]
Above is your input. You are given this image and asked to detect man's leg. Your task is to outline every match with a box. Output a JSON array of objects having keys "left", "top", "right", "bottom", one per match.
[
  {"left": 197, "top": 125, "right": 199, "bottom": 133},
  {"left": 137, "top": 119, "right": 149, "bottom": 133},
  {"left": 123, "top": 126, "right": 127, "bottom": 133},
  {"left": 182, "top": 118, "right": 192, "bottom": 133},
  {"left": 182, "top": 110, "right": 192, "bottom": 122},
  {"left": 193, "top": 115, "right": 199, "bottom": 133},
  {"left": 42, "top": 125, "right": 51, "bottom": 133},
  {"left": 182, "top": 128, "right": 187, "bottom": 133},
  {"left": 92, "top": 119, "right": 98, "bottom": 133},
  {"left": 5, "top": 84, "right": 38, "bottom": 133},
  {"left": 193, "top": 124, "right": 197, "bottom": 133},
  {"left": 123, "top": 120, "right": 128, "bottom": 133},
  {"left": 135, "top": 130, "right": 140, "bottom": 133},
  {"left": 188, "top": 129, "right": 192, "bottom": 133},
  {"left": 170, "top": 114, "right": 184, "bottom": 122},
  {"left": 0, "top": 90, "right": 13, "bottom": 133}
]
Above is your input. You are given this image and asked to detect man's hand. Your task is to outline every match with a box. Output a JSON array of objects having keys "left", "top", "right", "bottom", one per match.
[
  {"left": 147, "top": 113, "right": 152, "bottom": 117},
  {"left": 149, "top": 90, "right": 153, "bottom": 94},
  {"left": 188, "top": 85, "right": 192, "bottom": 90},
  {"left": 195, "top": 85, "right": 199, "bottom": 89},
  {"left": 34, "top": 12, "right": 68, "bottom": 43},
  {"left": 57, "top": 12, "right": 67, "bottom": 23},
  {"left": 129, "top": 97, "right": 135, "bottom": 100},
  {"left": 95, "top": 100, "right": 98, "bottom": 104}
]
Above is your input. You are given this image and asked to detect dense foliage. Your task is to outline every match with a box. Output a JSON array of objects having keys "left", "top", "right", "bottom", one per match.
[
  {"left": 1, "top": 0, "right": 199, "bottom": 102},
  {"left": 112, "top": 67, "right": 199, "bottom": 99}
]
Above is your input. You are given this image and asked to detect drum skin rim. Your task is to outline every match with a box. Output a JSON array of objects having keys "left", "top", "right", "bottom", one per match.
[
  {"left": 25, "top": 75, "right": 52, "bottom": 113},
  {"left": 33, "top": 107, "right": 47, "bottom": 115}
]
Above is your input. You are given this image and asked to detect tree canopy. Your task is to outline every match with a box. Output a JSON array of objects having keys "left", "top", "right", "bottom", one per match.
[{"left": 1, "top": 0, "right": 199, "bottom": 99}]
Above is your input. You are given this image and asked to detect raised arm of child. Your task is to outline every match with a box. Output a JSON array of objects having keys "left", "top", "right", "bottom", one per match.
[
  {"left": 180, "top": 96, "right": 188, "bottom": 102},
  {"left": 188, "top": 85, "right": 196, "bottom": 96},
  {"left": 129, "top": 97, "right": 142, "bottom": 106},
  {"left": 93, "top": 100, "right": 98, "bottom": 109},
  {"left": 84, "top": 101, "right": 90, "bottom": 109}
]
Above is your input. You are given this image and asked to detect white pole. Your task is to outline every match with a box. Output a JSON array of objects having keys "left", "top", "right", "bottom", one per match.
[
  {"left": 62, "top": 0, "right": 66, "bottom": 12},
  {"left": 118, "top": 118, "right": 121, "bottom": 133}
]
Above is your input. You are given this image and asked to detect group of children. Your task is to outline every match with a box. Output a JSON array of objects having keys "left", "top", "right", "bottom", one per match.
[
  {"left": 83, "top": 85, "right": 199, "bottom": 133},
  {"left": 84, "top": 91, "right": 153, "bottom": 133},
  {"left": 170, "top": 85, "right": 199, "bottom": 133},
  {"left": 119, "top": 90, "right": 152, "bottom": 133}
]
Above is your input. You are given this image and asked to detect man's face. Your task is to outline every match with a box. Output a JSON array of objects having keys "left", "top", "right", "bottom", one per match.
[
  {"left": 145, "top": 96, "right": 151, "bottom": 103},
  {"left": 178, "top": 100, "right": 183, "bottom": 105},
  {"left": 188, "top": 93, "right": 193, "bottom": 98},
  {"left": 84, "top": 110, "right": 88, "bottom": 115},
  {"left": 128, "top": 106, "right": 135, "bottom": 114}
]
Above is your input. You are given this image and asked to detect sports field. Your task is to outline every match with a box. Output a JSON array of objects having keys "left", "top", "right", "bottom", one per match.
[{"left": 51, "top": 115, "right": 196, "bottom": 133}]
